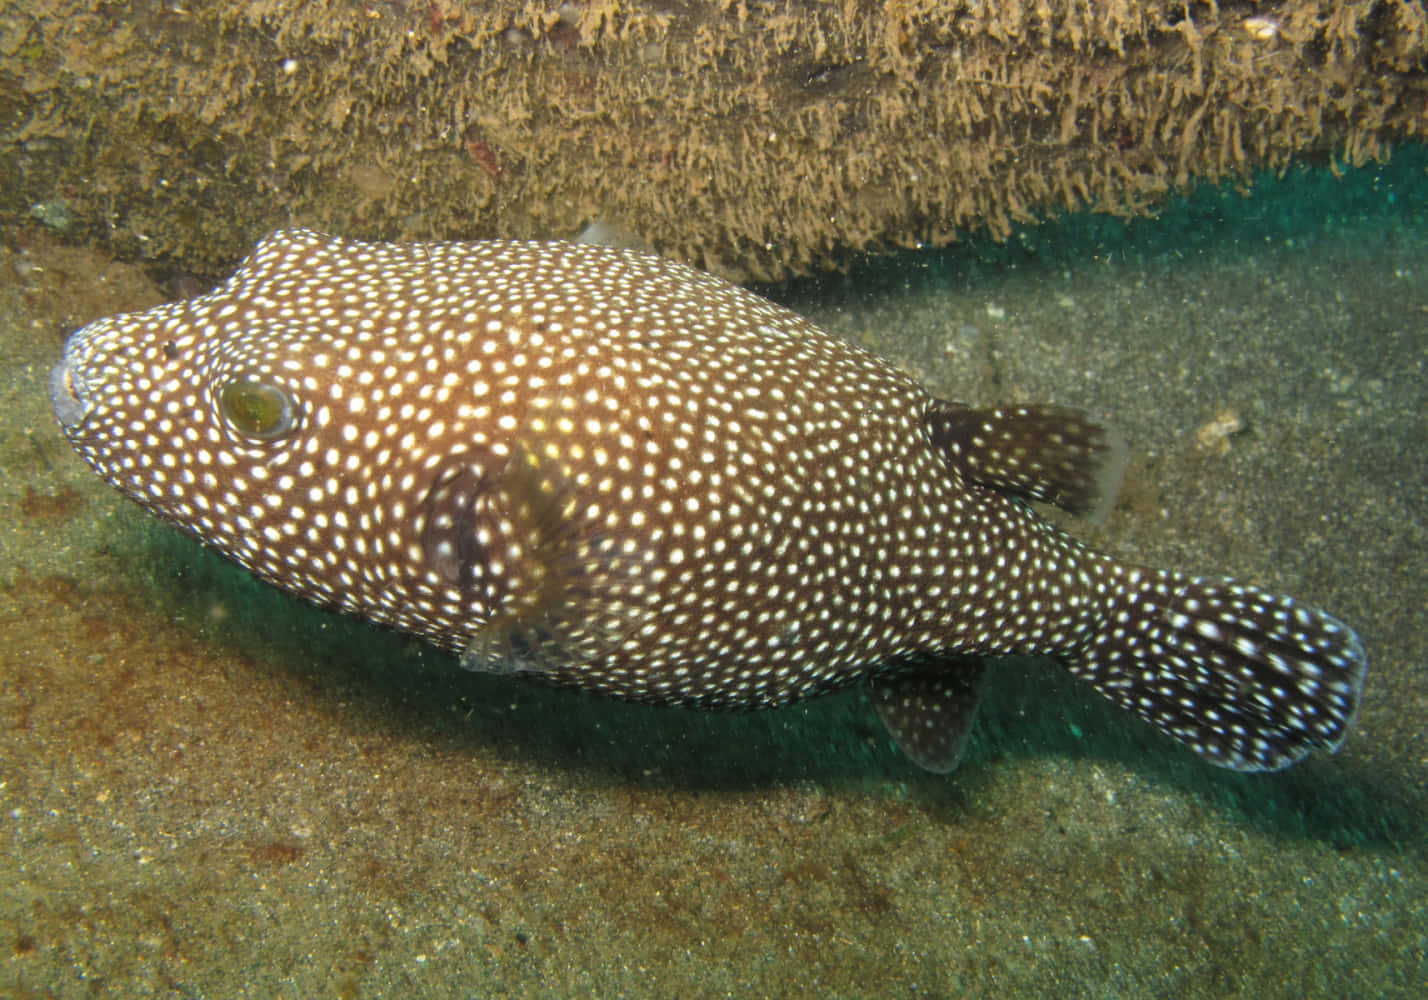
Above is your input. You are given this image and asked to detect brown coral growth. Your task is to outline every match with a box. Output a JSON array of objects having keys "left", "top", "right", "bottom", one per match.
[{"left": 1, "top": 1, "right": 1424, "bottom": 280}]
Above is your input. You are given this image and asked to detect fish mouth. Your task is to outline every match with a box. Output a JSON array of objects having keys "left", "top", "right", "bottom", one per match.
[{"left": 49, "top": 351, "right": 90, "bottom": 431}]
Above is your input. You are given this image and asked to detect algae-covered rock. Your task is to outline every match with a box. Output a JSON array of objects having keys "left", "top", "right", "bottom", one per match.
[{"left": 2, "top": 1, "right": 1424, "bottom": 280}]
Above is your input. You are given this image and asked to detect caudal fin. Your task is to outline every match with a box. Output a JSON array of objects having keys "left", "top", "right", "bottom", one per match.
[{"left": 1069, "top": 571, "right": 1366, "bottom": 772}]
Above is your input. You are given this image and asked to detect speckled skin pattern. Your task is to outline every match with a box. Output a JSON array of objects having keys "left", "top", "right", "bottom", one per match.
[{"left": 51, "top": 231, "right": 1366, "bottom": 772}]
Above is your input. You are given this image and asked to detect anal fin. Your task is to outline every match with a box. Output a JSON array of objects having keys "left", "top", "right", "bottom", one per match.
[
  {"left": 926, "top": 402, "right": 1126, "bottom": 521},
  {"left": 866, "top": 657, "right": 987, "bottom": 773}
]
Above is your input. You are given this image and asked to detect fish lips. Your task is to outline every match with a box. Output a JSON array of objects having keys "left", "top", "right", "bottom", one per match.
[{"left": 50, "top": 344, "right": 92, "bottom": 431}]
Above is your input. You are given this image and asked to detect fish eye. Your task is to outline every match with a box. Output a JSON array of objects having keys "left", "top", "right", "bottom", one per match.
[{"left": 218, "top": 377, "right": 299, "bottom": 440}]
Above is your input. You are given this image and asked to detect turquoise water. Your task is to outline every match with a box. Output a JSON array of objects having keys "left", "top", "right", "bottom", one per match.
[{"left": 3, "top": 149, "right": 1425, "bottom": 997}]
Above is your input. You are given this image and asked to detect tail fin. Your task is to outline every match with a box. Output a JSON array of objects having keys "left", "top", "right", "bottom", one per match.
[{"left": 1069, "top": 571, "right": 1366, "bottom": 771}]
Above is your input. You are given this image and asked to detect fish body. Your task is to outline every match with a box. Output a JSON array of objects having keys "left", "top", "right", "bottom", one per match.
[{"left": 51, "top": 230, "right": 1365, "bottom": 772}]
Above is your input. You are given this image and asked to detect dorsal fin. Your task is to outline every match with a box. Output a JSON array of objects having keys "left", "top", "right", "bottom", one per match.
[{"left": 925, "top": 401, "right": 1126, "bottom": 521}]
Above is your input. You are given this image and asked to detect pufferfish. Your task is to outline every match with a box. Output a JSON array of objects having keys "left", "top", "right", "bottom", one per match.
[{"left": 50, "top": 230, "right": 1366, "bottom": 773}]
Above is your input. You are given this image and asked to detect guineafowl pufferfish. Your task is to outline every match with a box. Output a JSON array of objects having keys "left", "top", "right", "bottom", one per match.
[{"left": 50, "top": 230, "right": 1366, "bottom": 773}]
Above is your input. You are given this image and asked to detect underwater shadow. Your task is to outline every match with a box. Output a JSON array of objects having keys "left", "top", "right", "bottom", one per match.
[{"left": 134, "top": 522, "right": 1418, "bottom": 854}]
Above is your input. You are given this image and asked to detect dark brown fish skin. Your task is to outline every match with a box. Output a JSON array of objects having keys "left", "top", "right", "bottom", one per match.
[{"left": 51, "top": 230, "right": 1366, "bottom": 773}]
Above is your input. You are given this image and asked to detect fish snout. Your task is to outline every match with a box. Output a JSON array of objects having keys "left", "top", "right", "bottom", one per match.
[{"left": 50, "top": 347, "right": 91, "bottom": 431}]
